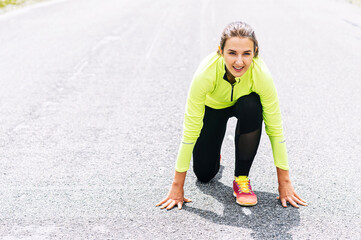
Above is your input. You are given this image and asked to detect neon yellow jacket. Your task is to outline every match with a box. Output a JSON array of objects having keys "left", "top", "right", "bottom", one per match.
[{"left": 175, "top": 52, "right": 289, "bottom": 172}]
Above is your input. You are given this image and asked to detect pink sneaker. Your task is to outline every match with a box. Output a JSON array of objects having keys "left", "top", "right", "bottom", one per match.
[{"left": 233, "top": 176, "right": 257, "bottom": 206}]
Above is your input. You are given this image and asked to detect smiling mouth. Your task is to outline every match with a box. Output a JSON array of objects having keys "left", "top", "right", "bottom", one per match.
[{"left": 233, "top": 66, "right": 244, "bottom": 72}]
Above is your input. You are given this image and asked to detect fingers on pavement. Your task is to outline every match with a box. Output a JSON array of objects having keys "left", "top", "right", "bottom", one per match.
[
  {"left": 160, "top": 199, "right": 172, "bottom": 209},
  {"left": 281, "top": 198, "right": 287, "bottom": 208},
  {"left": 166, "top": 200, "right": 177, "bottom": 210},
  {"left": 156, "top": 198, "right": 169, "bottom": 207},
  {"left": 294, "top": 193, "right": 307, "bottom": 203},
  {"left": 293, "top": 195, "right": 307, "bottom": 206},
  {"left": 288, "top": 197, "right": 299, "bottom": 208}
]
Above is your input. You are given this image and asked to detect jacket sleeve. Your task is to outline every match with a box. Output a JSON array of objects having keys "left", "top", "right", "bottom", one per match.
[
  {"left": 175, "top": 72, "right": 214, "bottom": 172},
  {"left": 252, "top": 60, "right": 289, "bottom": 170}
]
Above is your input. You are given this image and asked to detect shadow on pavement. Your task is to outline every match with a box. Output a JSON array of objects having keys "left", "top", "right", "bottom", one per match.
[{"left": 184, "top": 166, "right": 300, "bottom": 239}]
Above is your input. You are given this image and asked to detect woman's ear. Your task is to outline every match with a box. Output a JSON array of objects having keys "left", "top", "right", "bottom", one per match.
[{"left": 218, "top": 46, "right": 223, "bottom": 54}]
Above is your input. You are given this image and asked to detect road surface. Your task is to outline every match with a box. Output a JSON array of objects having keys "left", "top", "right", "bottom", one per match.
[{"left": 0, "top": 0, "right": 360, "bottom": 239}]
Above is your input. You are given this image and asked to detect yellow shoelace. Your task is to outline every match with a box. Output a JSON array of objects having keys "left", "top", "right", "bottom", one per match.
[{"left": 235, "top": 179, "right": 251, "bottom": 193}]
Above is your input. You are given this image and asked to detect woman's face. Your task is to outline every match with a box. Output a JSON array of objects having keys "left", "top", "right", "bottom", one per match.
[{"left": 220, "top": 37, "right": 255, "bottom": 78}]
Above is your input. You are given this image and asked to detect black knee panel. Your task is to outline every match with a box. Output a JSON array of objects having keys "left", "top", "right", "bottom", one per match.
[
  {"left": 193, "top": 163, "right": 219, "bottom": 183},
  {"left": 194, "top": 172, "right": 217, "bottom": 183},
  {"left": 234, "top": 92, "right": 263, "bottom": 134}
]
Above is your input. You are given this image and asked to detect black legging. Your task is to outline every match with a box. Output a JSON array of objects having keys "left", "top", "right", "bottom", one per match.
[{"left": 193, "top": 92, "right": 263, "bottom": 183}]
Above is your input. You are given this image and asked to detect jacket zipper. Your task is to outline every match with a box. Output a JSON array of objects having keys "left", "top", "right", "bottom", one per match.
[{"left": 230, "top": 85, "right": 234, "bottom": 101}]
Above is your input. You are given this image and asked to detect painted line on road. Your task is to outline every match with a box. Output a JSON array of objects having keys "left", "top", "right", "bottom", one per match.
[
  {"left": 242, "top": 207, "right": 252, "bottom": 215},
  {"left": 69, "top": 59, "right": 88, "bottom": 81},
  {"left": 200, "top": 0, "right": 217, "bottom": 58},
  {"left": 145, "top": 4, "right": 176, "bottom": 60},
  {"left": 91, "top": 36, "right": 123, "bottom": 53}
]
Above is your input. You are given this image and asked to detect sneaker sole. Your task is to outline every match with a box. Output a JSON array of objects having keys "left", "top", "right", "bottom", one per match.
[{"left": 233, "top": 192, "right": 258, "bottom": 206}]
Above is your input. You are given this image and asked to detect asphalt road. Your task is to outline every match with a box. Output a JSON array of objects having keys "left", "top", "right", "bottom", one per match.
[{"left": 0, "top": 0, "right": 360, "bottom": 239}]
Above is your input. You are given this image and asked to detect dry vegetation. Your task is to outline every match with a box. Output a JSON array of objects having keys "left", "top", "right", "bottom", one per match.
[
  {"left": 0, "top": 0, "right": 45, "bottom": 8},
  {"left": 348, "top": 0, "right": 361, "bottom": 6}
]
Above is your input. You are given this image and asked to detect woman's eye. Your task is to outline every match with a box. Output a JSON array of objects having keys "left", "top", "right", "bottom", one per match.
[
  {"left": 229, "top": 52, "right": 236, "bottom": 55},
  {"left": 244, "top": 53, "right": 250, "bottom": 56}
]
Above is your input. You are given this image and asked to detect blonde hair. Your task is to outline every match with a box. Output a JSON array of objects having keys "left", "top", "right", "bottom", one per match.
[{"left": 217, "top": 21, "right": 259, "bottom": 57}]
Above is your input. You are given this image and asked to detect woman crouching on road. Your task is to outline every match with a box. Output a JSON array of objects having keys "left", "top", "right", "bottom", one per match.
[{"left": 156, "top": 21, "right": 307, "bottom": 210}]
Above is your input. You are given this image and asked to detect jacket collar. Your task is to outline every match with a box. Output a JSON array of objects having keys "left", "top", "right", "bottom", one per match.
[{"left": 222, "top": 65, "right": 242, "bottom": 84}]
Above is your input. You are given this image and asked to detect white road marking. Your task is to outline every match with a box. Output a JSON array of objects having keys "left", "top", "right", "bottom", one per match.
[
  {"left": 199, "top": 0, "right": 209, "bottom": 58},
  {"left": 69, "top": 59, "right": 88, "bottom": 81},
  {"left": 145, "top": 6, "right": 174, "bottom": 60},
  {"left": 242, "top": 207, "right": 252, "bottom": 215},
  {"left": 200, "top": 0, "right": 217, "bottom": 59},
  {"left": 91, "top": 36, "right": 122, "bottom": 53}
]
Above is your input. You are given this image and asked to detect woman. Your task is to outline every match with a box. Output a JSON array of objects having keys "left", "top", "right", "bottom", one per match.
[{"left": 156, "top": 21, "right": 307, "bottom": 210}]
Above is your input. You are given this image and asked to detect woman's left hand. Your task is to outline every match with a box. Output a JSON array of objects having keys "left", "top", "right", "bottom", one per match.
[{"left": 277, "top": 181, "right": 307, "bottom": 208}]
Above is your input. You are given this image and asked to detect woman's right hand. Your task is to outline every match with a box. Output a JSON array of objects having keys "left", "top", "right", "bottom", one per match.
[{"left": 156, "top": 182, "right": 192, "bottom": 210}]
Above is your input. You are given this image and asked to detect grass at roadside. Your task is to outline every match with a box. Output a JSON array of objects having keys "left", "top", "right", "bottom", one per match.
[
  {"left": 0, "top": 0, "right": 45, "bottom": 8},
  {"left": 3, "top": 0, "right": 360, "bottom": 9},
  {"left": 348, "top": 0, "right": 361, "bottom": 6},
  {"left": 0, "top": 0, "right": 25, "bottom": 8}
]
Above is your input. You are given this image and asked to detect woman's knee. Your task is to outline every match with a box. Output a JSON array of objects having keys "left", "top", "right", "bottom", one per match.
[
  {"left": 193, "top": 164, "right": 219, "bottom": 183},
  {"left": 194, "top": 171, "right": 216, "bottom": 183},
  {"left": 234, "top": 93, "right": 263, "bottom": 133},
  {"left": 235, "top": 92, "right": 263, "bottom": 121}
]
